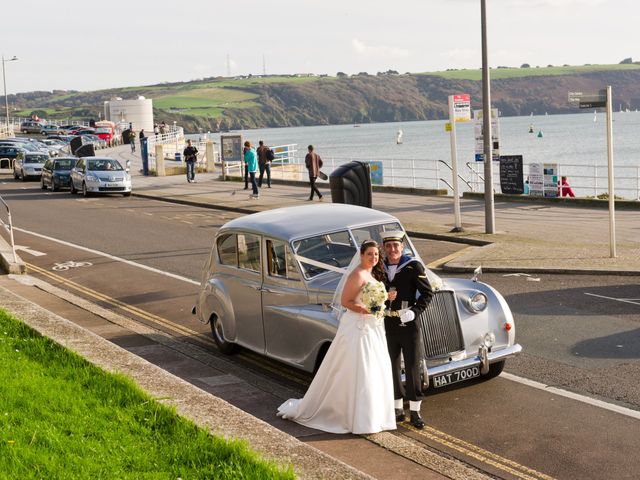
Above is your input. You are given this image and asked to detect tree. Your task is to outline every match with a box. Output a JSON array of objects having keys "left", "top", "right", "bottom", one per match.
[
  {"left": 619, "top": 57, "right": 633, "bottom": 64},
  {"left": 520, "top": 63, "right": 530, "bottom": 68},
  {"left": 336, "top": 72, "right": 347, "bottom": 78}
]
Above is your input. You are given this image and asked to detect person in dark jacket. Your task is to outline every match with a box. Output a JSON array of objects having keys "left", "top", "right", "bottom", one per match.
[
  {"left": 183, "top": 139, "right": 199, "bottom": 183},
  {"left": 256, "top": 140, "right": 272, "bottom": 188},
  {"left": 381, "top": 231, "right": 433, "bottom": 430},
  {"left": 304, "top": 144, "right": 323, "bottom": 201}
]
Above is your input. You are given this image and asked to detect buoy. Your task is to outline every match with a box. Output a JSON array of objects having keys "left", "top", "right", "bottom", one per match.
[
  {"left": 537, "top": 130, "right": 543, "bottom": 138},
  {"left": 528, "top": 124, "right": 534, "bottom": 133}
]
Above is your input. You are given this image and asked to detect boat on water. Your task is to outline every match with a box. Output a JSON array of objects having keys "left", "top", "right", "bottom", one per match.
[{"left": 396, "top": 129, "right": 403, "bottom": 144}]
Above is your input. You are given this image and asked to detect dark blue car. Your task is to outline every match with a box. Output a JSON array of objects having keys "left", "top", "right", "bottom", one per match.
[{"left": 41, "top": 156, "right": 77, "bottom": 191}]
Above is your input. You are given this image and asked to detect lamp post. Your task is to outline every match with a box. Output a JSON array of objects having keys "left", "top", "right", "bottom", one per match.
[
  {"left": 480, "top": 0, "right": 495, "bottom": 234},
  {"left": 2, "top": 55, "right": 18, "bottom": 130}
]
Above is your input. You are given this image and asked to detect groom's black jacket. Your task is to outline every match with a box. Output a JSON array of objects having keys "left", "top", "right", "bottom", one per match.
[{"left": 384, "top": 255, "right": 433, "bottom": 333}]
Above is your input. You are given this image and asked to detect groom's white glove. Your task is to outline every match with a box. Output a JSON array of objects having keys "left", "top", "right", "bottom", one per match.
[{"left": 400, "top": 309, "right": 415, "bottom": 324}]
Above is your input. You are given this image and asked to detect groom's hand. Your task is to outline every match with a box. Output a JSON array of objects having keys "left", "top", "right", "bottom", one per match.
[{"left": 400, "top": 309, "right": 415, "bottom": 324}]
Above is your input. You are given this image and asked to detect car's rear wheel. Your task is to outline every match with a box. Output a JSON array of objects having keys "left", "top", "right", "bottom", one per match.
[
  {"left": 210, "top": 316, "right": 238, "bottom": 354},
  {"left": 52, "top": 182, "right": 59, "bottom": 192},
  {"left": 70, "top": 181, "right": 76, "bottom": 194}
]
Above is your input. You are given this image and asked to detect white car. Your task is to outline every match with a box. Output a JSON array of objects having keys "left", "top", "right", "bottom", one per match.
[
  {"left": 13, "top": 152, "right": 49, "bottom": 181},
  {"left": 70, "top": 156, "right": 131, "bottom": 197}
]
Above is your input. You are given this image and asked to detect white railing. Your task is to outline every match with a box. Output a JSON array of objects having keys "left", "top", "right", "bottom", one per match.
[
  {"left": 223, "top": 144, "right": 298, "bottom": 177},
  {"left": 145, "top": 125, "right": 185, "bottom": 172},
  {"left": 0, "top": 195, "right": 17, "bottom": 263}
]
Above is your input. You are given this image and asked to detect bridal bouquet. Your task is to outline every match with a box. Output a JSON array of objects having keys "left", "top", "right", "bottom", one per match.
[{"left": 361, "top": 282, "right": 388, "bottom": 318}]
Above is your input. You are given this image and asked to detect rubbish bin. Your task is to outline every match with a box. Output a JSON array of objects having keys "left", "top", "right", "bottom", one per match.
[
  {"left": 329, "top": 161, "right": 372, "bottom": 208},
  {"left": 175, "top": 152, "right": 182, "bottom": 162}
]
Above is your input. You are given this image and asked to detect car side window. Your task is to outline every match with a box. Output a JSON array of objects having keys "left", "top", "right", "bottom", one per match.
[
  {"left": 217, "top": 233, "right": 237, "bottom": 266},
  {"left": 44, "top": 160, "right": 52, "bottom": 169},
  {"left": 237, "top": 233, "right": 261, "bottom": 272},
  {"left": 266, "top": 239, "right": 287, "bottom": 278}
]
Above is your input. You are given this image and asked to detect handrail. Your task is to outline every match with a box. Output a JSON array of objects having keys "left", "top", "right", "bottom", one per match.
[
  {"left": 0, "top": 195, "right": 17, "bottom": 263},
  {"left": 438, "top": 159, "right": 474, "bottom": 191}
]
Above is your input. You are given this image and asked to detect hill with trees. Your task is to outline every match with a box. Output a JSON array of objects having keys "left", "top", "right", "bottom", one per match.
[{"left": 7, "top": 64, "right": 640, "bottom": 132}]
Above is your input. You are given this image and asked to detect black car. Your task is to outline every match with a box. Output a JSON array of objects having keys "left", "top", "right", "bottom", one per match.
[{"left": 41, "top": 156, "right": 77, "bottom": 191}]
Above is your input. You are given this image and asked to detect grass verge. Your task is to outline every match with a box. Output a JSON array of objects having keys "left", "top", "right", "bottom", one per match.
[{"left": 0, "top": 309, "right": 294, "bottom": 479}]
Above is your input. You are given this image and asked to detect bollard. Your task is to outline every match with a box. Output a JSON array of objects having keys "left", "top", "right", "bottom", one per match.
[
  {"left": 205, "top": 141, "right": 215, "bottom": 173},
  {"left": 155, "top": 144, "right": 165, "bottom": 176}
]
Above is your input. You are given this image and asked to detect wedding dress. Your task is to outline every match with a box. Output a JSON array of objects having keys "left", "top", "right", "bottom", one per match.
[{"left": 277, "top": 280, "right": 396, "bottom": 434}]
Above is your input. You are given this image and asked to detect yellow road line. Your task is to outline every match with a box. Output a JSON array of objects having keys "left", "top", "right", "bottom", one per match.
[
  {"left": 26, "top": 262, "right": 309, "bottom": 386},
  {"left": 404, "top": 423, "right": 556, "bottom": 480}
]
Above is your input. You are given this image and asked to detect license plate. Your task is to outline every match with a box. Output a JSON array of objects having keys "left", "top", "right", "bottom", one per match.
[
  {"left": 106, "top": 183, "right": 120, "bottom": 187},
  {"left": 432, "top": 366, "right": 480, "bottom": 388}
]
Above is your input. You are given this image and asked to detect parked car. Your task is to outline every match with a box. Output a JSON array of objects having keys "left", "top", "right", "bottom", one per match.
[
  {"left": 41, "top": 124, "right": 63, "bottom": 135},
  {"left": 40, "top": 156, "right": 77, "bottom": 191},
  {"left": 70, "top": 127, "right": 95, "bottom": 136},
  {"left": 20, "top": 121, "right": 44, "bottom": 134},
  {"left": 13, "top": 151, "right": 49, "bottom": 180},
  {"left": 79, "top": 133, "right": 107, "bottom": 149},
  {"left": 0, "top": 145, "right": 26, "bottom": 169},
  {"left": 69, "top": 156, "right": 131, "bottom": 196},
  {"left": 193, "top": 204, "right": 522, "bottom": 389}
]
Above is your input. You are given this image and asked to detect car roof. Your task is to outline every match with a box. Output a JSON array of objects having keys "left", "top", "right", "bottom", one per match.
[{"left": 220, "top": 204, "right": 399, "bottom": 241}]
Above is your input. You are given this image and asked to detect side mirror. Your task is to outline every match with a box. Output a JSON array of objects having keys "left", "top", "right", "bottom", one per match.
[{"left": 126, "top": 160, "right": 130, "bottom": 172}]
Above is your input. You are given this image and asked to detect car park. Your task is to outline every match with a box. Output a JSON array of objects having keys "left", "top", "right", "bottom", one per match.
[
  {"left": 79, "top": 133, "right": 107, "bottom": 149},
  {"left": 20, "top": 121, "right": 44, "bottom": 134},
  {"left": 193, "top": 204, "right": 521, "bottom": 389},
  {"left": 69, "top": 156, "right": 131, "bottom": 196},
  {"left": 13, "top": 151, "right": 49, "bottom": 180},
  {"left": 40, "top": 156, "right": 77, "bottom": 191}
]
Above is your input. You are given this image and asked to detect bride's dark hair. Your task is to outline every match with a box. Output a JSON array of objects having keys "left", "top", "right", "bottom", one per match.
[{"left": 360, "top": 240, "right": 386, "bottom": 283}]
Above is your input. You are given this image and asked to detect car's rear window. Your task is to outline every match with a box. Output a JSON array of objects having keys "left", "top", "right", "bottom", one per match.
[{"left": 54, "top": 160, "right": 74, "bottom": 170}]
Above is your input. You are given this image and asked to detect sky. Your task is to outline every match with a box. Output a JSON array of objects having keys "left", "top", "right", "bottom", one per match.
[{"left": 2, "top": 0, "right": 638, "bottom": 94}]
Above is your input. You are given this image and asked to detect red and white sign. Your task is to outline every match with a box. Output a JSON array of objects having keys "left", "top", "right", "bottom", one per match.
[{"left": 453, "top": 94, "right": 471, "bottom": 122}]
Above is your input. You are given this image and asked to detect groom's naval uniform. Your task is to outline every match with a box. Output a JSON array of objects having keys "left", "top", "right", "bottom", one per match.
[{"left": 382, "top": 231, "right": 433, "bottom": 429}]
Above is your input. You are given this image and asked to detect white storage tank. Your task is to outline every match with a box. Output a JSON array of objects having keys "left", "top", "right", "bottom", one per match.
[{"left": 104, "top": 96, "right": 154, "bottom": 133}]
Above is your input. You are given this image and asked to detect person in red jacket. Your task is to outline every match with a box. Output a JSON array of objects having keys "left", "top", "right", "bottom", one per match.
[{"left": 559, "top": 176, "right": 575, "bottom": 197}]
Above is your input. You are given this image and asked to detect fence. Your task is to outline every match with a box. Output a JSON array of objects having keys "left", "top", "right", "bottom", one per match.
[{"left": 0, "top": 195, "right": 17, "bottom": 264}]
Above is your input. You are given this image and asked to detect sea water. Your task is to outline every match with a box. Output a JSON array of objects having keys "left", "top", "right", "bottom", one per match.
[{"left": 199, "top": 112, "right": 640, "bottom": 198}]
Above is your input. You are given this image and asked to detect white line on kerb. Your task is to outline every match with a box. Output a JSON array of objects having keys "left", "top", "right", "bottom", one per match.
[
  {"left": 13, "top": 227, "right": 200, "bottom": 286},
  {"left": 585, "top": 292, "right": 640, "bottom": 306},
  {"left": 502, "top": 373, "right": 640, "bottom": 420}
]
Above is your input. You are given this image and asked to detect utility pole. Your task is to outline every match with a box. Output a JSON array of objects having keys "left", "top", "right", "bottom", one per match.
[
  {"left": 262, "top": 54, "right": 266, "bottom": 76},
  {"left": 481, "top": 0, "right": 495, "bottom": 234},
  {"left": 226, "top": 54, "right": 231, "bottom": 78}
]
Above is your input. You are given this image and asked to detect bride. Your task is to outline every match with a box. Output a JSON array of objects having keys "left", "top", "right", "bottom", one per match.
[{"left": 277, "top": 239, "right": 396, "bottom": 434}]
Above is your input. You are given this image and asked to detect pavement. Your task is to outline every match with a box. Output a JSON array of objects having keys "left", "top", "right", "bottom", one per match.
[{"left": 1, "top": 143, "right": 640, "bottom": 479}]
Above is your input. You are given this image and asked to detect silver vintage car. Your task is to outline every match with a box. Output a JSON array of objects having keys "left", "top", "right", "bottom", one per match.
[{"left": 194, "top": 204, "right": 521, "bottom": 389}]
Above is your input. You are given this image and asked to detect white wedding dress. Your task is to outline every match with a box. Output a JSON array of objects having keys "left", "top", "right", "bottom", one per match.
[{"left": 277, "top": 281, "right": 396, "bottom": 434}]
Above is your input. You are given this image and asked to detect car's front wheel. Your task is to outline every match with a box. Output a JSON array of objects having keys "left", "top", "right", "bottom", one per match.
[
  {"left": 21, "top": 170, "right": 26, "bottom": 182},
  {"left": 211, "top": 316, "right": 238, "bottom": 354},
  {"left": 70, "top": 180, "right": 77, "bottom": 194},
  {"left": 123, "top": 191, "right": 131, "bottom": 197},
  {"left": 82, "top": 182, "right": 89, "bottom": 197},
  {"left": 41, "top": 177, "right": 47, "bottom": 190}
]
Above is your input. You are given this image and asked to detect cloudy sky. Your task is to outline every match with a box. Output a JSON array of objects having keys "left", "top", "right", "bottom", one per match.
[{"left": 2, "top": 0, "right": 637, "bottom": 93}]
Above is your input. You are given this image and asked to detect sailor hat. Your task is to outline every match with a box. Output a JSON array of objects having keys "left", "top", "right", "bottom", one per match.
[{"left": 380, "top": 230, "right": 406, "bottom": 244}]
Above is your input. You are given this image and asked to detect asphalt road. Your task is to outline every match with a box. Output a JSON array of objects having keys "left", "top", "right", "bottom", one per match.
[{"left": 3, "top": 179, "right": 640, "bottom": 479}]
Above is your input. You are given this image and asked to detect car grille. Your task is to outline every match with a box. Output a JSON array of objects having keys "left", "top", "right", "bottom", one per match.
[
  {"left": 98, "top": 186, "right": 126, "bottom": 192},
  {"left": 419, "top": 290, "right": 465, "bottom": 358}
]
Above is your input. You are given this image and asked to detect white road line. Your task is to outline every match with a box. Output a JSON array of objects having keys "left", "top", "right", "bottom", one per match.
[
  {"left": 585, "top": 292, "right": 640, "bottom": 306},
  {"left": 502, "top": 373, "right": 640, "bottom": 420},
  {"left": 13, "top": 227, "right": 200, "bottom": 286}
]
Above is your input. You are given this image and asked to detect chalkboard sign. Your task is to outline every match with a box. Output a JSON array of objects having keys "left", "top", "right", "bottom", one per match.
[{"left": 499, "top": 155, "right": 524, "bottom": 194}]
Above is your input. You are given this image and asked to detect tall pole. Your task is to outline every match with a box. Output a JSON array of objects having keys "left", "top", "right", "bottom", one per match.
[
  {"left": 605, "top": 85, "right": 616, "bottom": 258},
  {"left": 2, "top": 55, "right": 17, "bottom": 130},
  {"left": 481, "top": 0, "right": 495, "bottom": 233},
  {"left": 448, "top": 95, "right": 463, "bottom": 232}
]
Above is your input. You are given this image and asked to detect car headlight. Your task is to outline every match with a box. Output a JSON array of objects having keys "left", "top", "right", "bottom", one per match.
[
  {"left": 85, "top": 174, "right": 99, "bottom": 182},
  {"left": 467, "top": 292, "right": 488, "bottom": 312}
]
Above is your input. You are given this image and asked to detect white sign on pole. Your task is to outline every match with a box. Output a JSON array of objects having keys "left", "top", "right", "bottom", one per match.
[
  {"left": 453, "top": 94, "right": 471, "bottom": 122},
  {"left": 474, "top": 108, "right": 500, "bottom": 161},
  {"left": 528, "top": 163, "right": 544, "bottom": 196}
]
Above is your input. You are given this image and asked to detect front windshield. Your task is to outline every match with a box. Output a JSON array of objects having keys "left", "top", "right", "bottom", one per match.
[
  {"left": 25, "top": 155, "right": 48, "bottom": 163},
  {"left": 293, "top": 222, "right": 411, "bottom": 279},
  {"left": 87, "top": 159, "right": 123, "bottom": 171},
  {"left": 54, "top": 159, "right": 74, "bottom": 170}
]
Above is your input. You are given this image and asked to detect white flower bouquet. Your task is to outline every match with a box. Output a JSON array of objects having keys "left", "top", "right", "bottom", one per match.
[{"left": 361, "top": 282, "right": 388, "bottom": 318}]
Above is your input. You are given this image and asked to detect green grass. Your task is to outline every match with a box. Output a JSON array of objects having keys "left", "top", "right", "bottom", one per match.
[
  {"left": 425, "top": 63, "right": 640, "bottom": 81},
  {"left": 0, "top": 309, "right": 294, "bottom": 480}
]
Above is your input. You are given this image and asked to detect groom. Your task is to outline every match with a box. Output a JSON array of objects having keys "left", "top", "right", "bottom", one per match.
[{"left": 381, "top": 231, "right": 433, "bottom": 429}]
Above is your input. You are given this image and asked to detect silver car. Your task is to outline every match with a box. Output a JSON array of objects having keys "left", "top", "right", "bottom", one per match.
[
  {"left": 69, "top": 156, "right": 132, "bottom": 197},
  {"left": 194, "top": 204, "right": 521, "bottom": 389},
  {"left": 13, "top": 151, "right": 49, "bottom": 180}
]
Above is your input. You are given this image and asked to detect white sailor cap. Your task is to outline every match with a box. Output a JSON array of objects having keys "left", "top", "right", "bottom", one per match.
[{"left": 380, "top": 230, "right": 406, "bottom": 244}]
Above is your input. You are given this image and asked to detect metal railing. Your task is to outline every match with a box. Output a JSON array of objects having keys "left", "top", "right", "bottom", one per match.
[{"left": 0, "top": 195, "right": 17, "bottom": 263}]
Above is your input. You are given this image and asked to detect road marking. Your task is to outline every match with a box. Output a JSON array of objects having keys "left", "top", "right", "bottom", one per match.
[
  {"left": 502, "top": 372, "right": 640, "bottom": 420},
  {"left": 13, "top": 227, "right": 199, "bottom": 285},
  {"left": 585, "top": 292, "right": 640, "bottom": 307},
  {"left": 14, "top": 245, "right": 47, "bottom": 257},
  {"left": 401, "top": 424, "right": 556, "bottom": 480},
  {"left": 427, "top": 246, "right": 475, "bottom": 269}
]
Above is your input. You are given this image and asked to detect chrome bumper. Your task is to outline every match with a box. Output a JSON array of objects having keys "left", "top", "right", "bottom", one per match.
[{"left": 426, "top": 344, "right": 522, "bottom": 378}]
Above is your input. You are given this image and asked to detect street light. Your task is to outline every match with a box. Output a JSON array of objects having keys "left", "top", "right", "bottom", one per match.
[
  {"left": 2, "top": 55, "right": 18, "bottom": 130},
  {"left": 480, "top": 0, "right": 495, "bottom": 234}
]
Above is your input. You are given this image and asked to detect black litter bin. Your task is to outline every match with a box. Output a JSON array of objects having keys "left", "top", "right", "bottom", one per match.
[
  {"left": 122, "top": 129, "right": 135, "bottom": 145},
  {"left": 329, "top": 161, "right": 372, "bottom": 208},
  {"left": 69, "top": 136, "right": 83, "bottom": 155},
  {"left": 75, "top": 143, "right": 95, "bottom": 158}
]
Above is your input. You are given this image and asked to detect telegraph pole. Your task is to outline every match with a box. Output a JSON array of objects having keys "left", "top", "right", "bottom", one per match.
[{"left": 481, "top": 0, "right": 495, "bottom": 233}]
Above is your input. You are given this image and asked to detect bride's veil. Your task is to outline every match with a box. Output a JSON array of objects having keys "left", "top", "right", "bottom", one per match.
[{"left": 330, "top": 249, "right": 361, "bottom": 317}]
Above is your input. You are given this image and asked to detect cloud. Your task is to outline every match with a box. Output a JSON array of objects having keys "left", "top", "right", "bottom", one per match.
[{"left": 351, "top": 38, "right": 410, "bottom": 58}]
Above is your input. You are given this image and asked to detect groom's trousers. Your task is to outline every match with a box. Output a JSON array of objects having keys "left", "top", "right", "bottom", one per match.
[{"left": 385, "top": 318, "right": 424, "bottom": 402}]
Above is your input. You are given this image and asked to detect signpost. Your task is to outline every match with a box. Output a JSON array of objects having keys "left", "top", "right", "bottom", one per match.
[
  {"left": 568, "top": 87, "right": 616, "bottom": 257},
  {"left": 448, "top": 93, "right": 471, "bottom": 232},
  {"left": 474, "top": 108, "right": 500, "bottom": 161}
]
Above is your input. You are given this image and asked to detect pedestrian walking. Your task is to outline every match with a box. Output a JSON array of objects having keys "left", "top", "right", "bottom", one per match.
[
  {"left": 256, "top": 140, "right": 273, "bottom": 188},
  {"left": 244, "top": 140, "right": 259, "bottom": 198},
  {"left": 305, "top": 145, "right": 323, "bottom": 201},
  {"left": 154, "top": 123, "right": 159, "bottom": 137},
  {"left": 139, "top": 129, "right": 145, "bottom": 141},
  {"left": 129, "top": 129, "right": 136, "bottom": 153},
  {"left": 559, "top": 176, "right": 575, "bottom": 197},
  {"left": 183, "top": 139, "right": 199, "bottom": 183}
]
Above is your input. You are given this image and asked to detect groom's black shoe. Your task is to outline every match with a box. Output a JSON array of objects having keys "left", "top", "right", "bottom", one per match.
[
  {"left": 395, "top": 409, "right": 406, "bottom": 422},
  {"left": 410, "top": 411, "right": 425, "bottom": 429}
]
